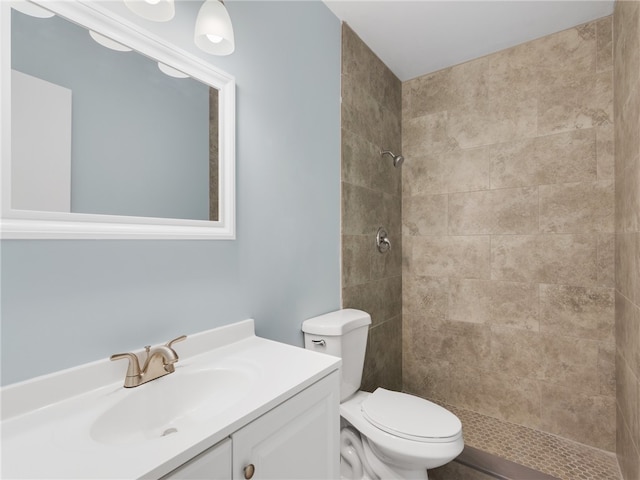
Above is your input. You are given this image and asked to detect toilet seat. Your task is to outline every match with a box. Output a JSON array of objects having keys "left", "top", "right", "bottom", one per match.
[
  {"left": 361, "top": 388, "right": 462, "bottom": 443},
  {"left": 341, "top": 391, "right": 464, "bottom": 471}
]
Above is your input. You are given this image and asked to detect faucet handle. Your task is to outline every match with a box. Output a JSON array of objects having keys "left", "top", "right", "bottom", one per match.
[
  {"left": 166, "top": 335, "right": 187, "bottom": 349},
  {"left": 110, "top": 352, "right": 141, "bottom": 377}
]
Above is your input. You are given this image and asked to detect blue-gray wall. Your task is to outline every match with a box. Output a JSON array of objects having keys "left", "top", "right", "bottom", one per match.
[{"left": 1, "top": 0, "right": 341, "bottom": 385}]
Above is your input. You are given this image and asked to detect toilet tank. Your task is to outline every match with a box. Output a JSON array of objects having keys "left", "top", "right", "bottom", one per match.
[{"left": 302, "top": 309, "right": 371, "bottom": 401}]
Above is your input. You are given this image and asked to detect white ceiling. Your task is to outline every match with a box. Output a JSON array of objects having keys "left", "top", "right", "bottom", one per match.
[{"left": 323, "top": 1, "right": 615, "bottom": 81}]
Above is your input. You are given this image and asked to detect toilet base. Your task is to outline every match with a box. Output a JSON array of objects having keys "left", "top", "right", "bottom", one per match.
[{"left": 340, "top": 426, "right": 429, "bottom": 480}]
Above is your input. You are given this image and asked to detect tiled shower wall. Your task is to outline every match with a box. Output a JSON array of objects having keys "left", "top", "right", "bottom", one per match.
[
  {"left": 402, "top": 18, "right": 616, "bottom": 451},
  {"left": 613, "top": 2, "right": 640, "bottom": 479},
  {"left": 341, "top": 24, "right": 403, "bottom": 391}
]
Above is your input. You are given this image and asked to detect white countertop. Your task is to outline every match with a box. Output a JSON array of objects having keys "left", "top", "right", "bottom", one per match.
[{"left": 1, "top": 320, "right": 341, "bottom": 479}]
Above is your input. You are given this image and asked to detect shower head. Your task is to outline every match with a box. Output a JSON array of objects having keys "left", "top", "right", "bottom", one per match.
[{"left": 381, "top": 150, "right": 404, "bottom": 168}]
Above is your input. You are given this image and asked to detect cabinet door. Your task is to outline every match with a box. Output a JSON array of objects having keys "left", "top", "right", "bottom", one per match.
[
  {"left": 232, "top": 372, "right": 340, "bottom": 480},
  {"left": 161, "top": 438, "right": 232, "bottom": 480}
]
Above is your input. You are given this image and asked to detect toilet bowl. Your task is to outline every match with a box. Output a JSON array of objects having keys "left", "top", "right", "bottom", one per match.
[{"left": 302, "top": 309, "right": 464, "bottom": 480}]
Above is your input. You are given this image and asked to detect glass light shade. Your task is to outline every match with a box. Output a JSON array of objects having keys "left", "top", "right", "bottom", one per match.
[
  {"left": 89, "top": 31, "right": 132, "bottom": 52},
  {"left": 124, "top": 0, "right": 175, "bottom": 22},
  {"left": 157, "top": 62, "right": 189, "bottom": 79},
  {"left": 194, "top": 0, "right": 235, "bottom": 56},
  {"left": 10, "top": 0, "right": 55, "bottom": 18}
]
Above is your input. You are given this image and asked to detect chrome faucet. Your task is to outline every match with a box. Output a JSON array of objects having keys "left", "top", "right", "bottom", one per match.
[{"left": 111, "top": 335, "right": 186, "bottom": 388}]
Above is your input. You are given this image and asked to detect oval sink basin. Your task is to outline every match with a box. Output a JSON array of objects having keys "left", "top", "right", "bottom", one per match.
[{"left": 91, "top": 367, "right": 255, "bottom": 445}]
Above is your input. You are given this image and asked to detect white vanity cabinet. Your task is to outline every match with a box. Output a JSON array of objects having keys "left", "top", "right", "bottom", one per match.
[
  {"left": 161, "top": 439, "right": 232, "bottom": 480},
  {"left": 163, "top": 372, "right": 339, "bottom": 480},
  {"left": 1, "top": 320, "right": 342, "bottom": 479}
]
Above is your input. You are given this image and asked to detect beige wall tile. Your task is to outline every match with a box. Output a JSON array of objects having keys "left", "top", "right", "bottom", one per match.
[
  {"left": 449, "top": 187, "right": 538, "bottom": 235},
  {"left": 445, "top": 146, "right": 492, "bottom": 193},
  {"left": 342, "top": 74, "right": 384, "bottom": 144},
  {"left": 596, "top": 16, "right": 614, "bottom": 73},
  {"left": 490, "top": 129, "right": 597, "bottom": 189},
  {"left": 614, "top": 1, "right": 640, "bottom": 110},
  {"left": 599, "top": 342, "right": 616, "bottom": 397},
  {"left": 491, "top": 234, "right": 597, "bottom": 285},
  {"left": 615, "top": 89, "right": 640, "bottom": 232},
  {"left": 486, "top": 47, "right": 539, "bottom": 103},
  {"left": 490, "top": 187, "right": 539, "bottom": 234},
  {"left": 596, "top": 124, "right": 615, "bottom": 181},
  {"left": 539, "top": 181, "right": 614, "bottom": 233},
  {"left": 412, "top": 235, "right": 491, "bottom": 279},
  {"left": 402, "top": 147, "right": 491, "bottom": 197},
  {"left": 403, "top": 194, "right": 447, "bottom": 236},
  {"left": 400, "top": 15, "right": 616, "bottom": 454},
  {"left": 539, "top": 284, "right": 614, "bottom": 342},
  {"left": 489, "top": 138, "right": 538, "bottom": 189},
  {"left": 342, "top": 235, "right": 371, "bottom": 287},
  {"left": 404, "top": 68, "right": 459, "bottom": 119},
  {"left": 617, "top": 150, "right": 640, "bottom": 233},
  {"left": 403, "top": 112, "right": 456, "bottom": 157},
  {"left": 342, "top": 20, "right": 402, "bottom": 406},
  {"left": 341, "top": 182, "right": 384, "bottom": 236},
  {"left": 344, "top": 275, "right": 402, "bottom": 325},
  {"left": 597, "top": 233, "right": 616, "bottom": 287},
  {"left": 342, "top": 128, "right": 401, "bottom": 197},
  {"left": 533, "top": 23, "right": 597, "bottom": 75},
  {"left": 402, "top": 153, "right": 449, "bottom": 197},
  {"left": 448, "top": 190, "right": 493, "bottom": 235},
  {"left": 442, "top": 322, "right": 493, "bottom": 370},
  {"left": 449, "top": 366, "right": 542, "bottom": 429},
  {"left": 361, "top": 316, "right": 402, "bottom": 393},
  {"left": 538, "top": 71, "right": 613, "bottom": 135},
  {"left": 541, "top": 333, "right": 601, "bottom": 395},
  {"left": 343, "top": 282, "right": 379, "bottom": 325},
  {"left": 616, "top": 350, "right": 639, "bottom": 452},
  {"left": 616, "top": 233, "right": 640, "bottom": 306},
  {"left": 403, "top": 349, "right": 451, "bottom": 402},
  {"left": 617, "top": 405, "right": 640, "bottom": 480},
  {"left": 342, "top": 24, "right": 401, "bottom": 116},
  {"left": 616, "top": 291, "right": 640, "bottom": 380},
  {"left": 541, "top": 384, "right": 615, "bottom": 451},
  {"left": 488, "top": 326, "right": 544, "bottom": 381},
  {"left": 403, "top": 314, "right": 449, "bottom": 362},
  {"left": 448, "top": 278, "right": 492, "bottom": 324},
  {"left": 489, "top": 281, "right": 540, "bottom": 331},
  {"left": 448, "top": 97, "right": 537, "bottom": 149},
  {"left": 448, "top": 280, "right": 539, "bottom": 330},
  {"left": 403, "top": 275, "right": 449, "bottom": 325}
]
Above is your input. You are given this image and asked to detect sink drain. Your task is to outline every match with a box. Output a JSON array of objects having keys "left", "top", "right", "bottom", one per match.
[{"left": 161, "top": 427, "right": 178, "bottom": 437}]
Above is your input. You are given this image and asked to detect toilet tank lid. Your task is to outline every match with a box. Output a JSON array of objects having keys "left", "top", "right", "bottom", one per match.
[{"left": 302, "top": 309, "right": 371, "bottom": 335}]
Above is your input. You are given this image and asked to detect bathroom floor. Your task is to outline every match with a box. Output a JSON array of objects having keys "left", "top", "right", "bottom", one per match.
[{"left": 439, "top": 402, "right": 621, "bottom": 480}]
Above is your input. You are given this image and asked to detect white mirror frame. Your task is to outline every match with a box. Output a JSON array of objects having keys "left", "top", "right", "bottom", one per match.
[{"left": 0, "top": 0, "right": 236, "bottom": 239}]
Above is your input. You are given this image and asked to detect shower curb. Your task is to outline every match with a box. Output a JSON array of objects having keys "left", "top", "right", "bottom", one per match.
[{"left": 456, "top": 445, "right": 561, "bottom": 480}]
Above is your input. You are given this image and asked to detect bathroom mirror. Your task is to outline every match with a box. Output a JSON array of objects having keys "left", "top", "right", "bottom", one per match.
[{"left": 0, "top": 0, "right": 236, "bottom": 239}]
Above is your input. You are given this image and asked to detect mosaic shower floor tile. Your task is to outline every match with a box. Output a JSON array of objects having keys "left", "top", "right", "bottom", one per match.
[{"left": 439, "top": 401, "right": 621, "bottom": 480}]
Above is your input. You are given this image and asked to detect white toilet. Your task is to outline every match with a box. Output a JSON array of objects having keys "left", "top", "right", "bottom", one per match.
[{"left": 302, "top": 309, "right": 463, "bottom": 480}]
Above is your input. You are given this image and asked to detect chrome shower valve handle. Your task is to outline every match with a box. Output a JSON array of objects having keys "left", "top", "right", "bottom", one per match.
[{"left": 376, "top": 227, "right": 391, "bottom": 253}]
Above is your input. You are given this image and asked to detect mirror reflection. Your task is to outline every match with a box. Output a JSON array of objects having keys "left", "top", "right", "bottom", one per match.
[{"left": 11, "top": 8, "right": 219, "bottom": 221}]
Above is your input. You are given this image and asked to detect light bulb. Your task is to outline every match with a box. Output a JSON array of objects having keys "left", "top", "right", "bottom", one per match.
[
  {"left": 194, "top": 0, "right": 235, "bottom": 55},
  {"left": 206, "top": 34, "right": 223, "bottom": 44},
  {"left": 124, "top": 0, "right": 174, "bottom": 22}
]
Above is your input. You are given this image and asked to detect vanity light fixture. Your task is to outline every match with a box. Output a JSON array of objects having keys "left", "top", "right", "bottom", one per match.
[
  {"left": 194, "top": 0, "right": 235, "bottom": 56},
  {"left": 10, "top": 0, "right": 55, "bottom": 18},
  {"left": 89, "top": 31, "right": 133, "bottom": 52},
  {"left": 157, "top": 62, "right": 189, "bottom": 78},
  {"left": 124, "top": 0, "right": 175, "bottom": 22}
]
